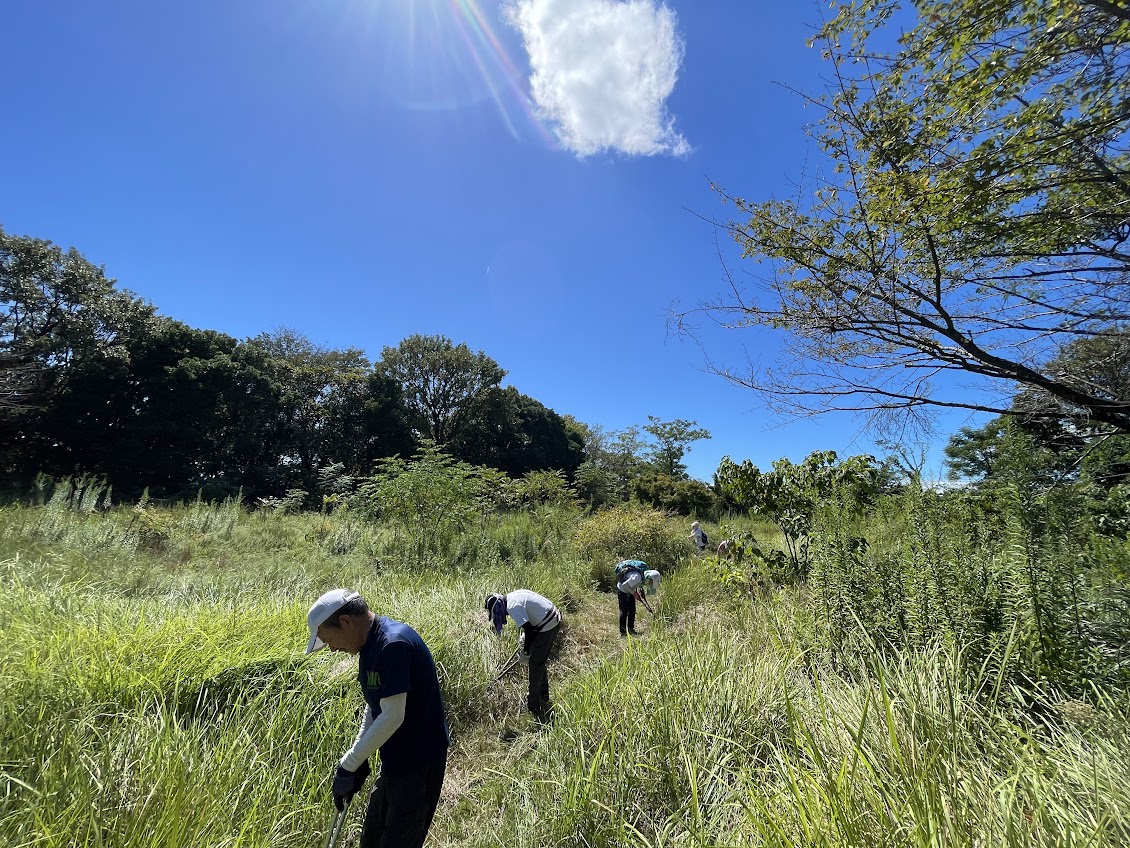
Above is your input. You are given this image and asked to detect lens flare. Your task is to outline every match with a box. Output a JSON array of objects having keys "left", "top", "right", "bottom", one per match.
[{"left": 344, "top": 0, "right": 556, "bottom": 146}]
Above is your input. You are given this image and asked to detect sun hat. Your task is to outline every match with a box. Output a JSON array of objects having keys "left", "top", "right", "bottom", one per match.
[
  {"left": 305, "top": 588, "right": 361, "bottom": 654},
  {"left": 485, "top": 593, "right": 507, "bottom": 634}
]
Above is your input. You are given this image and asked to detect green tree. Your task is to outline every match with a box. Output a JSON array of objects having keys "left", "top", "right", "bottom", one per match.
[
  {"left": 244, "top": 329, "right": 416, "bottom": 498},
  {"left": 605, "top": 426, "right": 650, "bottom": 498},
  {"left": 632, "top": 472, "right": 718, "bottom": 518},
  {"left": 19, "top": 318, "right": 306, "bottom": 500},
  {"left": 0, "top": 228, "right": 155, "bottom": 398},
  {"left": 572, "top": 460, "right": 617, "bottom": 511},
  {"left": 684, "top": 0, "right": 1130, "bottom": 433},
  {"left": 945, "top": 416, "right": 1071, "bottom": 497},
  {"left": 53, "top": 319, "right": 247, "bottom": 498},
  {"left": 324, "top": 370, "right": 415, "bottom": 475},
  {"left": 716, "top": 450, "right": 881, "bottom": 576},
  {"left": 512, "top": 469, "right": 577, "bottom": 508},
  {"left": 378, "top": 334, "right": 504, "bottom": 445},
  {"left": 1013, "top": 329, "right": 1130, "bottom": 438},
  {"left": 944, "top": 419, "right": 1013, "bottom": 484},
  {"left": 947, "top": 330, "right": 1130, "bottom": 492},
  {"left": 0, "top": 229, "right": 156, "bottom": 478},
  {"left": 642, "top": 416, "right": 711, "bottom": 478},
  {"left": 449, "top": 386, "right": 584, "bottom": 478},
  {"left": 507, "top": 392, "right": 585, "bottom": 477},
  {"left": 350, "top": 441, "right": 498, "bottom": 560},
  {"left": 876, "top": 437, "right": 929, "bottom": 491}
]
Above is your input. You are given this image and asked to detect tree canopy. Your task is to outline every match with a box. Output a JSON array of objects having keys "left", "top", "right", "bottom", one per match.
[
  {"left": 686, "top": 0, "right": 1130, "bottom": 434},
  {"left": 642, "top": 415, "right": 711, "bottom": 479},
  {"left": 378, "top": 334, "right": 505, "bottom": 445},
  {"left": 1, "top": 227, "right": 155, "bottom": 421}
]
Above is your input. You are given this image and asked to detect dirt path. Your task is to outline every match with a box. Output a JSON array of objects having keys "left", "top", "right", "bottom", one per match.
[{"left": 433, "top": 590, "right": 657, "bottom": 833}]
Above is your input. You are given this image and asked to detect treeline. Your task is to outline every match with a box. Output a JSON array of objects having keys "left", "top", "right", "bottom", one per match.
[{"left": 0, "top": 228, "right": 714, "bottom": 510}]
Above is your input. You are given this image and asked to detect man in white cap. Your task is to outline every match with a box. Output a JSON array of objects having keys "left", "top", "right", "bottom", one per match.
[{"left": 305, "top": 589, "right": 450, "bottom": 848}]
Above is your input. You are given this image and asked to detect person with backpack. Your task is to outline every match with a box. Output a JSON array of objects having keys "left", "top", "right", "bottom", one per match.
[
  {"left": 614, "top": 560, "right": 662, "bottom": 636},
  {"left": 484, "top": 589, "right": 561, "bottom": 723},
  {"left": 690, "top": 521, "right": 708, "bottom": 552}
]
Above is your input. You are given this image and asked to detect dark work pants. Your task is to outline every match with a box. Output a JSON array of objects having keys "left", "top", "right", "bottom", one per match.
[
  {"left": 617, "top": 590, "right": 636, "bottom": 635},
  {"left": 525, "top": 626, "right": 558, "bottom": 718},
  {"left": 360, "top": 753, "right": 448, "bottom": 848}
]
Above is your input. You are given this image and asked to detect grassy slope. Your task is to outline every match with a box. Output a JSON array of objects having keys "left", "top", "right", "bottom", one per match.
[{"left": 1, "top": 504, "right": 1128, "bottom": 848}]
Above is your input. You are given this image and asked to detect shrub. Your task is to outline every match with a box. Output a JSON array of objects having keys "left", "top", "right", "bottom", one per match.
[
  {"left": 571, "top": 505, "right": 688, "bottom": 589},
  {"left": 631, "top": 472, "right": 719, "bottom": 518},
  {"left": 512, "top": 469, "right": 577, "bottom": 509}
]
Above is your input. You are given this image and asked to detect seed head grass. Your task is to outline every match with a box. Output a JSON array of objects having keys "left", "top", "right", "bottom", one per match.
[{"left": 1, "top": 501, "right": 1127, "bottom": 847}]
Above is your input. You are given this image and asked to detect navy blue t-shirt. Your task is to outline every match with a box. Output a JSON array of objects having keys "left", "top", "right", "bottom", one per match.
[{"left": 357, "top": 617, "right": 450, "bottom": 773}]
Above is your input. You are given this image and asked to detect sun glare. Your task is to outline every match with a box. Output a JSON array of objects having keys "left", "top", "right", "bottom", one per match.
[{"left": 340, "top": 0, "right": 554, "bottom": 144}]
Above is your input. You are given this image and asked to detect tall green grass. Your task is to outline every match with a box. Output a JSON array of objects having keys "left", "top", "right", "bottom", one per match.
[
  {"left": 2, "top": 497, "right": 1127, "bottom": 848},
  {"left": 476, "top": 602, "right": 1130, "bottom": 847},
  {"left": 807, "top": 488, "right": 1130, "bottom": 694}
]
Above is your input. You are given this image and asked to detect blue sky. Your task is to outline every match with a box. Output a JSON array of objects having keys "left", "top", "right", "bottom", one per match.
[{"left": 2, "top": 0, "right": 985, "bottom": 481}]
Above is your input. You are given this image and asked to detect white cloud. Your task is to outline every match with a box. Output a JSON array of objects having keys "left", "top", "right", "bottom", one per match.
[{"left": 506, "top": 0, "right": 690, "bottom": 157}]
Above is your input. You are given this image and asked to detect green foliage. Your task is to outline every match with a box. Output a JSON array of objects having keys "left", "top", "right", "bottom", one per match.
[
  {"left": 511, "top": 469, "right": 576, "bottom": 509},
  {"left": 631, "top": 472, "right": 718, "bottom": 518},
  {"left": 697, "top": 0, "right": 1130, "bottom": 432},
  {"left": 0, "top": 227, "right": 156, "bottom": 407},
  {"left": 256, "top": 488, "right": 309, "bottom": 515},
  {"left": 808, "top": 485, "right": 1130, "bottom": 695},
  {"left": 2, "top": 310, "right": 417, "bottom": 502},
  {"left": 448, "top": 386, "right": 585, "bottom": 478},
  {"left": 945, "top": 412, "right": 1130, "bottom": 536},
  {"left": 1012, "top": 330, "right": 1130, "bottom": 440},
  {"left": 571, "top": 460, "right": 617, "bottom": 511},
  {"left": 378, "top": 334, "right": 504, "bottom": 445},
  {"left": 244, "top": 328, "right": 415, "bottom": 495},
  {"left": 568, "top": 422, "right": 651, "bottom": 504},
  {"left": 710, "top": 528, "right": 791, "bottom": 593},
  {"left": 349, "top": 441, "right": 499, "bottom": 562},
  {"left": 641, "top": 415, "right": 711, "bottom": 479},
  {"left": 570, "top": 504, "right": 688, "bottom": 589},
  {"left": 569, "top": 417, "right": 714, "bottom": 506},
  {"left": 716, "top": 450, "right": 881, "bottom": 576}
]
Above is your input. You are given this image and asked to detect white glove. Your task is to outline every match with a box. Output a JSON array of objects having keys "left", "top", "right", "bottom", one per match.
[{"left": 519, "top": 652, "right": 530, "bottom": 664}]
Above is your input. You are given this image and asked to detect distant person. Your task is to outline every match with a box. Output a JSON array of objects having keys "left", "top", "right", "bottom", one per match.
[
  {"left": 614, "top": 559, "right": 647, "bottom": 637},
  {"left": 690, "top": 521, "right": 708, "bottom": 552},
  {"left": 484, "top": 590, "right": 562, "bottom": 722},
  {"left": 717, "top": 539, "right": 732, "bottom": 559},
  {"left": 613, "top": 560, "right": 662, "bottom": 636},
  {"left": 304, "top": 589, "right": 450, "bottom": 848}
]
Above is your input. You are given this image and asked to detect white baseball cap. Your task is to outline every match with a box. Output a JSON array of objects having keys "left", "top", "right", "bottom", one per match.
[{"left": 305, "top": 588, "right": 361, "bottom": 654}]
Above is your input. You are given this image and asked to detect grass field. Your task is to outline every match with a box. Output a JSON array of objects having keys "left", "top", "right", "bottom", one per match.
[{"left": 2, "top": 500, "right": 1128, "bottom": 847}]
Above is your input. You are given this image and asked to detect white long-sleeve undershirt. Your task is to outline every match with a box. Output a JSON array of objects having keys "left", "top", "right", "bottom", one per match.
[{"left": 339, "top": 692, "right": 407, "bottom": 772}]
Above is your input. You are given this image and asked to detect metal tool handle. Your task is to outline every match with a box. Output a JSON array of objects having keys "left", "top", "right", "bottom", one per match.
[
  {"left": 324, "top": 798, "right": 350, "bottom": 848},
  {"left": 493, "top": 647, "right": 522, "bottom": 681}
]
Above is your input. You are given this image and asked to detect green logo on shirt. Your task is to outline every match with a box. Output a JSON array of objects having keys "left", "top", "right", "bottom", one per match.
[{"left": 367, "top": 671, "right": 380, "bottom": 688}]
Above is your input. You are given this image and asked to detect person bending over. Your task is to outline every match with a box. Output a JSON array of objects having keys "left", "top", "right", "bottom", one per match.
[
  {"left": 485, "top": 589, "right": 561, "bottom": 722},
  {"left": 305, "top": 589, "right": 450, "bottom": 848}
]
